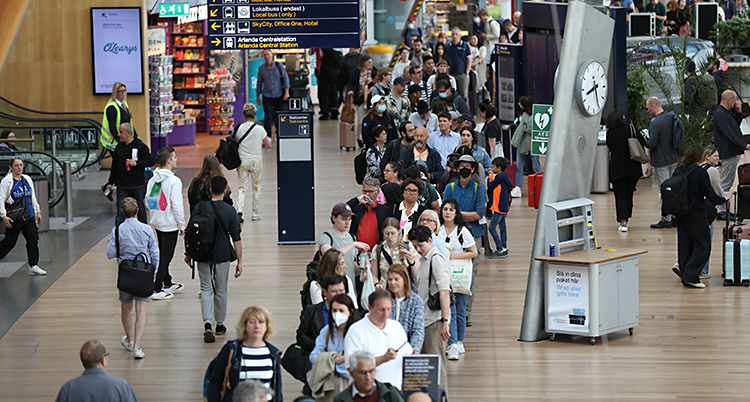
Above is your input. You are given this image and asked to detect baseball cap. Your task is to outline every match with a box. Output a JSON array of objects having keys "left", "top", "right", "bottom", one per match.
[
  {"left": 370, "top": 94, "right": 383, "bottom": 108},
  {"left": 407, "top": 16, "right": 417, "bottom": 22},
  {"left": 394, "top": 77, "right": 408, "bottom": 86},
  {"left": 457, "top": 112, "right": 473, "bottom": 122},
  {"left": 331, "top": 202, "right": 356, "bottom": 218},
  {"left": 408, "top": 84, "right": 423, "bottom": 95}
]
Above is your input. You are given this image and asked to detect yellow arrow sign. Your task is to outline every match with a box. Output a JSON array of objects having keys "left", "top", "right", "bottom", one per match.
[
  {"left": 281, "top": 116, "right": 286, "bottom": 122},
  {"left": 212, "top": 38, "right": 221, "bottom": 46},
  {"left": 211, "top": 22, "right": 221, "bottom": 31},
  {"left": 210, "top": 8, "right": 218, "bottom": 17}
]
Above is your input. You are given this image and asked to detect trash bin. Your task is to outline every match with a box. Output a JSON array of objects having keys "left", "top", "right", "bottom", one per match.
[
  {"left": 367, "top": 45, "right": 393, "bottom": 69},
  {"left": 591, "top": 137, "right": 610, "bottom": 194},
  {"left": 33, "top": 177, "right": 49, "bottom": 232}
]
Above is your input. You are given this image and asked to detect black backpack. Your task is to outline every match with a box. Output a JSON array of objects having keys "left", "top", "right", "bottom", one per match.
[
  {"left": 354, "top": 148, "right": 368, "bottom": 185},
  {"left": 215, "top": 123, "right": 255, "bottom": 170},
  {"left": 661, "top": 164, "right": 699, "bottom": 217},
  {"left": 300, "top": 232, "right": 353, "bottom": 309},
  {"left": 185, "top": 201, "right": 216, "bottom": 262},
  {"left": 670, "top": 112, "right": 685, "bottom": 151}
]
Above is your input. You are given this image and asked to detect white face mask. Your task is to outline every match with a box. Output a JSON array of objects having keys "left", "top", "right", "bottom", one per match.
[{"left": 333, "top": 311, "right": 349, "bottom": 326}]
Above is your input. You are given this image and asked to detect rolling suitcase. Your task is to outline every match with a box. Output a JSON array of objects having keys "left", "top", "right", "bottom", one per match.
[
  {"left": 722, "top": 199, "right": 750, "bottom": 278},
  {"left": 339, "top": 121, "right": 356, "bottom": 151},
  {"left": 737, "top": 184, "right": 750, "bottom": 221},
  {"left": 528, "top": 173, "right": 543, "bottom": 208},
  {"left": 724, "top": 239, "right": 750, "bottom": 286},
  {"left": 737, "top": 163, "right": 750, "bottom": 185}
]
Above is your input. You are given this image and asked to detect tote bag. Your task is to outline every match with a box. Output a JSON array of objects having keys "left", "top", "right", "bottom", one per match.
[{"left": 628, "top": 124, "right": 650, "bottom": 164}]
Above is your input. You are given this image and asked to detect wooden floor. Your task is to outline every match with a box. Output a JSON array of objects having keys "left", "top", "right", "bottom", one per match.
[{"left": 2, "top": 117, "right": 750, "bottom": 401}]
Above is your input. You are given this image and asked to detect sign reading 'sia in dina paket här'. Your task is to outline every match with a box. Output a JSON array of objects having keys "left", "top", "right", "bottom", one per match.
[{"left": 531, "top": 104, "right": 553, "bottom": 156}]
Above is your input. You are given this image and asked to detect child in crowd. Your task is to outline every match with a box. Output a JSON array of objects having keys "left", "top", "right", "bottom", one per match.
[{"left": 487, "top": 157, "right": 512, "bottom": 259}]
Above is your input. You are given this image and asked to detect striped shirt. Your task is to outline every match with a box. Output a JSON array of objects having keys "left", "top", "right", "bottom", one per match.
[{"left": 239, "top": 345, "right": 274, "bottom": 400}]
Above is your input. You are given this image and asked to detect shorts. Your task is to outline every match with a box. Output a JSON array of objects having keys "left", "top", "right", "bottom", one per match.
[{"left": 119, "top": 290, "right": 150, "bottom": 304}]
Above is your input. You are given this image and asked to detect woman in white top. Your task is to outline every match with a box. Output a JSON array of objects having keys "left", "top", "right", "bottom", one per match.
[
  {"left": 310, "top": 249, "right": 358, "bottom": 309},
  {"left": 234, "top": 103, "right": 271, "bottom": 223},
  {"left": 392, "top": 48, "right": 411, "bottom": 80},
  {"left": 0, "top": 156, "right": 45, "bottom": 275},
  {"left": 469, "top": 34, "right": 487, "bottom": 101},
  {"left": 437, "top": 197, "right": 477, "bottom": 361}
]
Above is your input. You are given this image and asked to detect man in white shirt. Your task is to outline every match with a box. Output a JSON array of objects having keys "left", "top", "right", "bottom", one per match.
[
  {"left": 344, "top": 289, "right": 413, "bottom": 390},
  {"left": 409, "top": 101, "right": 439, "bottom": 134}
]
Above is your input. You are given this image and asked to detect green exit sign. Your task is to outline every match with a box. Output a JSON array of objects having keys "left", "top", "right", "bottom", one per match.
[{"left": 159, "top": 2, "right": 190, "bottom": 17}]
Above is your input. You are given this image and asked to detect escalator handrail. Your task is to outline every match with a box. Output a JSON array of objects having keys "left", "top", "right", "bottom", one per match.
[
  {"left": 0, "top": 125, "right": 91, "bottom": 175},
  {"left": 0, "top": 95, "right": 102, "bottom": 116},
  {"left": 0, "top": 113, "right": 107, "bottom": 169},
  {"left": 0, "top": 149, "right": 70, "bottom": 209}
]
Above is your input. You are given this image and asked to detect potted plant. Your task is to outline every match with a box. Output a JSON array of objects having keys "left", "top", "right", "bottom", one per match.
[{"left": 711, "top": 18, "right": 750, "bottom": 57}]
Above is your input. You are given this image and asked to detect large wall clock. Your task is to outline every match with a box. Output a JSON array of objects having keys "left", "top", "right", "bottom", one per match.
[{"left": 575, "top": 60, "right": 608, "bottom": 117}]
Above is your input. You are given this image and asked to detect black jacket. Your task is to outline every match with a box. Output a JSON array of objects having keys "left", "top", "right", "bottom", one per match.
[
  {"left": 187, "top": 178, "right": 233, "bottom": 214},
  {"left": 208, "top": 340, "right": 283, "bottom": 402},
  {"left": 319, "top": 48, "right": 342, "bottom": 81},
  {"left": 430, "top": 90, "right": 470, "bottom": 116},
  {"left": 347, "top": 198, "right": 388, "bottom": 242},
  {"left": 606, "top": 123, "right": 646, "bottom": 182},
  {"left": 714, "top": 105, "right": 747, "bottom": 159},
  {"left": 107, "top": 137, "right": 153, "bottom": 188},
  {"left": 674, "top": 164, "right": 726, "bottom": 210},
  {"left": 296, "top": 302, "right": 328, "bottom": 351},
  {"left": 362, "top": 112, "right": 397, "bottom": 149},
  {"left": 398, "top": 145, "right": 445, "bottom": 183},
  {"left": 380, "top": 138, "right": 411, "bottom": 172}
]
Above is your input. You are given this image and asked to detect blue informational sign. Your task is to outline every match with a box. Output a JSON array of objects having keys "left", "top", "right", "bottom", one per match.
[
  {"left": 247, "top": 57, "right": 265, "bottom": 122},
  {"left": 207, "top": 0, "right": 364, "bottom": 50}
]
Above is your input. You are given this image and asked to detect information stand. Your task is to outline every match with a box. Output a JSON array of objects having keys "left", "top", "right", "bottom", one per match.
[
  {"left": 401, "top": 355, "right": 440, "bottom": 401},
  {"left": 276, "top": 110, "right": 315, "bottom": 244},
  {"left": 535, "top": 248, "right": 646, "bottom": 345}
]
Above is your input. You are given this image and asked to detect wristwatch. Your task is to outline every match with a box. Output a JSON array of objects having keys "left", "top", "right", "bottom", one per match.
[{"left": 439, "top": 318, "right": 449, "bottom": 323}]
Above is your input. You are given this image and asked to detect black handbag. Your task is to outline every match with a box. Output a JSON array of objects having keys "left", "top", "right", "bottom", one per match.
[
  {"left": 281, "top": 343, "right": 312, "bottom": 382},
  {"left": 427, "top": 255, "right": 456, "bottom": 311},
  {"left": 5, "top": 179, "right": 30, "bottom": 228},
  {"left": 115, "top": 224, "right": 156, "bottom": 298}
]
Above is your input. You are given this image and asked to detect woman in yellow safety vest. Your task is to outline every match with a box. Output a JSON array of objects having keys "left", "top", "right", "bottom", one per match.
[{"left": 101, "top": 82, "right": 135, "bottom": 152}]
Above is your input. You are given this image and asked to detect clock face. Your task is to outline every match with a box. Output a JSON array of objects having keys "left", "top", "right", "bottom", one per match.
[{"left": 575, "top": 60, "right": 608, "bottom": 117}]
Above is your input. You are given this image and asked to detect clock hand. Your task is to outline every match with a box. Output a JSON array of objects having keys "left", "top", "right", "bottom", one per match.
[{"left": 586, "top": 83, "right": 599, "bottom": 96}]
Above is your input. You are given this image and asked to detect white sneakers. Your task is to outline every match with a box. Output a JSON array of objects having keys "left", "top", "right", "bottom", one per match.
[
  {"left": 29, "top": 265, "right": 46, "bottom": 275},
  {"left": 164, "top": 283, "right": 184, "bottom": 294},
  {"left": 151, "top": 291, "right": 174, "bottom": 300},
  {"left": 456, "top": 341, "right": 465, "bottom": 354},
  {"left": 132, "top": 348, "right": 145, "bottom": 359},
  {"left": 510, "top": 187, "right": 523, "bottom": 198},
  {"left": 121, "top": 336, "right": 134, "bottom": 352},
  {"left": 618, "top": 224, "right": 628, "bottom": 232},
  {"left": 252, "top": 213, "right": 261, "bottom": 221},
  {"left": 446, "top": 344, "right": 460, "bottom": 360}
]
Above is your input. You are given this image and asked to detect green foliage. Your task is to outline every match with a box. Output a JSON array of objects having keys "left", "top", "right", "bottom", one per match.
[
  {"left": 638, "top": 34, "right": 715, "bottom": 147},
  {"left": 626, "top": 64, "right": 651, "bottom": 130},
  {"left": 710, "top": 19, "right": 750, "bottom": 57}
]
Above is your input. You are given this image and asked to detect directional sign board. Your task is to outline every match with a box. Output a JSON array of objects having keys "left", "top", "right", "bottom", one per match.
[
  {"left": 531, "top": 104, "right": 553, "bottom": 156},
  {"left": 208, "top": 0, "right": 365, "bottom": 50},
  {"left": 159, "top": 2, "right": 190, "bottom": 17}
]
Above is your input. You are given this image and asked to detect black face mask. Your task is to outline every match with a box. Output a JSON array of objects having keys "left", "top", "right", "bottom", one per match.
[{"left": 459, "top": 167, "right": 472, "bottom": 178}]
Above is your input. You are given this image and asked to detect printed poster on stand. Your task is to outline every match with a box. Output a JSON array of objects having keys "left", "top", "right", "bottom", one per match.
[{"left": 547, "top": 263, "right": 589, "bottom": 333}]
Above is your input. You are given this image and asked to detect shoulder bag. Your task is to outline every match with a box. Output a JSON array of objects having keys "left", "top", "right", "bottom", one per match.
[
  {"left": 5, "top": 178, "right": 30, "bottom": 229},
  {"left": 628, "top": 124, "right": 650, "bottom": 164},
  {"left": 341, "top": 92, "right": 356, "bottom": 124},
  {"left": 115, "top": 224, "right": 156, "bottom": 298},
  {"left": 427, "top": 254, "right": 456, "bottom": 311}
]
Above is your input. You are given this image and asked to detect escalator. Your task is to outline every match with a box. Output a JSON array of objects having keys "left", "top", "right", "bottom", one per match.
[{"left": 0, "top": 95, "right": 108, "bottom": 208}]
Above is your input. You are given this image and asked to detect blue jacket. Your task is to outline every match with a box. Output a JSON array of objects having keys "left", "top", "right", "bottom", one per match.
[
  {"left": 443, "top": 179, "right": 487, "bottom": 237},
  {"left": 488, "top": 172, "right": 513, "bottom": 214},
  {"left": 714, "top": 104, "right": 746, "bottom": 159}
]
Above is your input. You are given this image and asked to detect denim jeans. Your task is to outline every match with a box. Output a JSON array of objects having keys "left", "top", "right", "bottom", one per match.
[
  {"left": 489, "top": 212, "right": 507, "bottom": 252},
  {"left": 702, "top": 221, "right": 714, "bottom": 275},
  {"left": 448, "top": 292, "right": 469, "bottom": 345},
  {"left": 515, "top": 150, "right": 542, "bottom": 189},
  {"left": 115, "top": 186, "right": 147, "bottom": 226}
]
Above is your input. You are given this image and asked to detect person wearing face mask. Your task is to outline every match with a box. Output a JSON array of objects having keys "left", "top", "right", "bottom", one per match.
[
  {"left": 430, "top": 80, "right": 469, "bottom": 120},
  {"left": 361, "top": 95, "right": 397, "bottom": 149},
  {"left": 308, "top": 293, "right": 357, "bottom": 402},
  {"left": 472, "top": 14, "right": 486, "bottom": 44},
  {"left": 399, "top": 16, "right": 423, "bottom": 50},
  {"left": 441, "top": 155, "right": 486, "bottom": 328},
  {"left": 381, "top": 122, "right": 415, "bottom": 172},
  {"left": 398, "top": 127, "right": 445, "bottom": 183}
]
